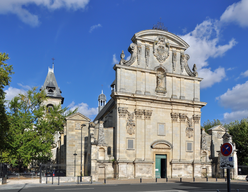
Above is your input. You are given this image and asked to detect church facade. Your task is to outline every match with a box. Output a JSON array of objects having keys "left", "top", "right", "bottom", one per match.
[
  {"left": 86, "top": 29, "right": 209, "bottom": 180},
  {"left": 43, "top": 29, "right": 238, "bottom": 180}
]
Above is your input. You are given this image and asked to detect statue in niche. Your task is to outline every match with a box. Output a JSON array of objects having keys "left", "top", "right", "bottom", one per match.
[{"left": 155, "top": 68, "right": 166, "bottom": 93}]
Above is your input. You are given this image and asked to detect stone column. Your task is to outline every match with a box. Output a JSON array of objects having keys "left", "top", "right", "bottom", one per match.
[
  {"left": 194, "top": 80, "right": 199, "bottom": 101},
  {"left": 179, "top": 113, "right": 187, "bottom": 160},
  {"left": 180, "top": 78, "right": 185, "bottom": 99},
  {"left": 171, "top": 112, "right": 179, "bottom": 160},
  {"left": 171, "top": 77, "right": 177, "bottom": 99},
  {"left": 118, "top": 107, "right": 128, "bottom": 161},
  {"left": 134, "top": 109, "right": 144, "bottom": 160},
  {"left": 193, "top": 114, "right": 201, "bottom": 162},
  {"left": 144, "top": 110, "right": 152, "bottom": 160}
]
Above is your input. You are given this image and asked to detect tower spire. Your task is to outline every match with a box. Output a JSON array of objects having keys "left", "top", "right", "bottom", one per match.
[{"left": 52, "top": 57, "right": 55, "bottom": 71}]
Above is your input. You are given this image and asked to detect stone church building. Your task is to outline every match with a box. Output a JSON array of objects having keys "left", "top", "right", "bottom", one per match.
[{"left": 42, "top": 29, "right": 237, "bottom": 180}]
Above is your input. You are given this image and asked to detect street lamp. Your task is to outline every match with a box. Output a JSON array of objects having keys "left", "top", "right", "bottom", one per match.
[
  {"left": 73, "top": 151, "right": 77, "bottom": 177},
  {"left": 80, "top": 124, "right": 86, "bottom": 182}
]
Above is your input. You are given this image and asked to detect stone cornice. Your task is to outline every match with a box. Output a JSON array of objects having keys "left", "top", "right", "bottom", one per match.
[
  {"left": 113, "top": 64, "right": 203, "bottom": 81},
  {"left": 131, "top": 29, "right": 189, "bottom": 50},
  {"left": 112, "top": 92, "right": 207, "bottom": 108}
]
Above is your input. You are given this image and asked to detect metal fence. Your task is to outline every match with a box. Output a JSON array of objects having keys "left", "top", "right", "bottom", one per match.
[{"left": 0, "top": 163, "right": 7, "bottom": 184}]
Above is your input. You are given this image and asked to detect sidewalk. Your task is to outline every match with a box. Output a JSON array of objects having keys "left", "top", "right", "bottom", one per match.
[{"left": 0, "top": 177, "right": 247, "bottom": 191}]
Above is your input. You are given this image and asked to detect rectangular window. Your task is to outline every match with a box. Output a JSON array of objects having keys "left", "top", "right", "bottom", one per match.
[
  {"left": 158, "top": 123, "right": 165, "bottom": 136},
  {"left": 127, "top": 139, "right": 134, "bottom": 149},
  {"left": 186, "top": 142, "right": 193, "bottom": 152}
]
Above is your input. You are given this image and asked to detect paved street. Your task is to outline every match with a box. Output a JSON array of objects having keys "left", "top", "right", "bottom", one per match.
[{"left": 1, "top": 181, "right": 248, "bottom": 192}]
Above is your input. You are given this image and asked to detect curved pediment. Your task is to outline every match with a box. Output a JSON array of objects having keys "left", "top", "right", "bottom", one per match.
[
  {"left": 151, "top": 140, "right": 173, "bottom": 149},
  {"left": 132, "top": 29, "right": 189, "bottom": 50}
]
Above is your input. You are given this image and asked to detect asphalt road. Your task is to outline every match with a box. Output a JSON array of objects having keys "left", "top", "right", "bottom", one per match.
[{"left": 1, "top": 182, "right": 248, "bottom": 192}]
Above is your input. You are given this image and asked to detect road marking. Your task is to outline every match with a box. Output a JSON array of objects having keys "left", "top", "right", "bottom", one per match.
[{"left": 55, "top": 188, "right": 94, "bottom": 190}]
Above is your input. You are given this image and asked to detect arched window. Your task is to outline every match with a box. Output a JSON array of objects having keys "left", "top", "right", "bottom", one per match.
[
  {"left": 107, "top": 146, "right": 111, "bottom": 156},
  {"left": 46, "top": 104, "right": 54, "bottom": 113}
]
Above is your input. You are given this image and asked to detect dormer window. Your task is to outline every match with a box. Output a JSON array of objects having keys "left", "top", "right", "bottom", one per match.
[{"left": 46, "top": 86, "right": 55, "bottom": 94}]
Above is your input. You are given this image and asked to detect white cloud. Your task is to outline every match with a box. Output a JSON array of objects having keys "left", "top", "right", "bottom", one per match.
[
  {"left": 180, "top": 20, "right": 237, "bottom": 70},
  {"left": 89, "top": 24, "right": 102, "bottom": 33},
  {"left": 217, "top": 81, "right": 248, "bottom": 111},
  {"left": 0, "top": 0, "right": 90, "bottom": 27},
  {"left": 112, "top": 54, "right": 118, "bottom": 65},
  {"left": 68, "top": 101, "right": 97, "bottom": 119},
  {"left": 227, "top": 67, "right": 235, "bottom": 71},
  {"left": 241, "top": 69, "right": 248, "bottom": 77},
  {"left": 179, "top": 19, "right": 237, "bottom": 88},
  {"left": 220, "top": 0, "right": 248, "bottom": 27},
  {"left": 217, "top": 81, "right": 248, "bottom": 122},
  {"left": 198, "top": 67, "right": 226, "bottom": 89},
  {"left": 5, "top": 87, "right": 26, "bottom": 101},
  {"left": 223, "top": 110, "right": 248, "bottom": 123},
  {"left": 17, "top": 83, "right": 31, "bottom": 90}
]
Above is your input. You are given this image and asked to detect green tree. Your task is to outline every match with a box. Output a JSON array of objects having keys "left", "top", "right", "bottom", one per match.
[
  {"left": 202, "top": 119, "right": 222, "bottom": 131},
  {"left": 227, "top": 118, "right": 248, "bottom": 166},
  {"left": 7, "top": 87, "right": 76, "bottom": 169},
  {"left": 0, "top": 53, "right": 14, "bottom": 156}
]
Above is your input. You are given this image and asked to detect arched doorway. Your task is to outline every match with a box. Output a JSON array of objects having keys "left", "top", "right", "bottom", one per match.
[{"left": 151, "top": 140, "right": 172, "bottom": 178}]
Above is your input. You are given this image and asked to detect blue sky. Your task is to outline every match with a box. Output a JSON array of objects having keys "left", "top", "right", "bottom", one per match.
[{"left": 1, "top": 0, "right": 248, "bottom": 125}]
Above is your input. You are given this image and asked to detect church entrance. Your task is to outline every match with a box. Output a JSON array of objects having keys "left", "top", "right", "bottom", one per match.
[{"left": 155, "top": 154, "right": 167, "bottom": 178}]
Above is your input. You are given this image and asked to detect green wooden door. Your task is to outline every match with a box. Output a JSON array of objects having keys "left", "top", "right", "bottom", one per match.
[{"left": 155, "top": 154, "right": 167, "bottom": 178}]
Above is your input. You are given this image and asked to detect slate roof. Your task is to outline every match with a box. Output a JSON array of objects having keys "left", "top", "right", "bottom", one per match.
[{"left": 40, "top": 67, "right": 64, "bottom": 104}]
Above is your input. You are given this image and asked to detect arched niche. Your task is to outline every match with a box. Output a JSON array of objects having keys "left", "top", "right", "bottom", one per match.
[
  {"left": 151, "top": 140, "right": 173, "bottom": 149},
  {"left": 98, "top": 148, "right": 105, "bottom": 160}
]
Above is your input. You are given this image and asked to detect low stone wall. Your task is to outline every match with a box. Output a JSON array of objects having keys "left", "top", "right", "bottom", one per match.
[{"left": 41, "top": 176, "right": 91, "bottom": 184}]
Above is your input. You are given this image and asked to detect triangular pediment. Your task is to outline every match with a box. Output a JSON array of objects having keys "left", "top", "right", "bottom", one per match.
[
  {"left": 207, "top": 125, "right": 226, "bottom": 134},
  {"left": 66, "top": 112, "right": 91, "bottom": 122},
  {"left": 132, "top": 29, "right": 189, "bottom": 50}
]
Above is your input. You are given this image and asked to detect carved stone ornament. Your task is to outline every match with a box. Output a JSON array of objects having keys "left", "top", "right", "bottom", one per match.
[
  {"left": 172, "top": 51, "right": 177, "bottom": 71},
  {"left": 192, "top": 64, "right": 198, "bottom": 76},
  {"left": 171, "top": 112, "right": 179, "bottom": 122},
  {"left": 144, "top": 110, "right": 153, "bottom": 120},
  {"left": 153, "top": 36, "right": 170, "bottom": 63},
  {"left": 186, "top": 127, "right": 194, "bottom": 138},
  {"left": 134, "top": 109, "right": 143, "bottom": 119},
  {"left": 126, "top": 111, "right": 135, "bottom": 135},
  {"left": 145, "top": 45, "right": 150, "bottom": 66},
  {"left": 179, "top": 113, "right": 187, "bottom": 122},
  {"left": 155, "top": 68, "right": 166, "bottom": 94},
  {"left": 98, "top": 121, "right": 107, "bottom": 146},
  {"left": 180, "top": 53, "right": 190, "bottom": 72},
  {"left": 118, "top": 107, "right": 128, "bottom": 118},
  {"left": 193, "top": 114, "right": 201, "bottom": 124},
  {"left": 119, "top": 43, "right": 137, "bottom": 66},
  {"left": 201, "top": 129, "right": 208, "bottom": 150},
  {"left": 186, "top": 116, "right": 193, "bottom": 128},
  {"left": 137, "top": 44, "right": 142, "bottom": 65}
]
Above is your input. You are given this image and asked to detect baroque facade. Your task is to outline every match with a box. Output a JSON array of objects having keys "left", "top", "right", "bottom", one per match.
[
  {"left": 88, "top": 29, "right": 206, "bottom": 179},
  {"left": 43, "top": 29, "right": 238, "bottom": 180}
]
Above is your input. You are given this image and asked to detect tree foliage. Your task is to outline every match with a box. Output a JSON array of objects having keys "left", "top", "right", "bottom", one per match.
[
  {"left": 226, "top": 118, "right": 248, "bottom": 166},
  {"left": 6, "top": 87, "right": 76, "bottom": 168},
  {"left": 202, "top": 119, "right": 222, "bottom": 131},
  {"left": 0, "top": 53, "right": 14, "bottom": 152}
]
